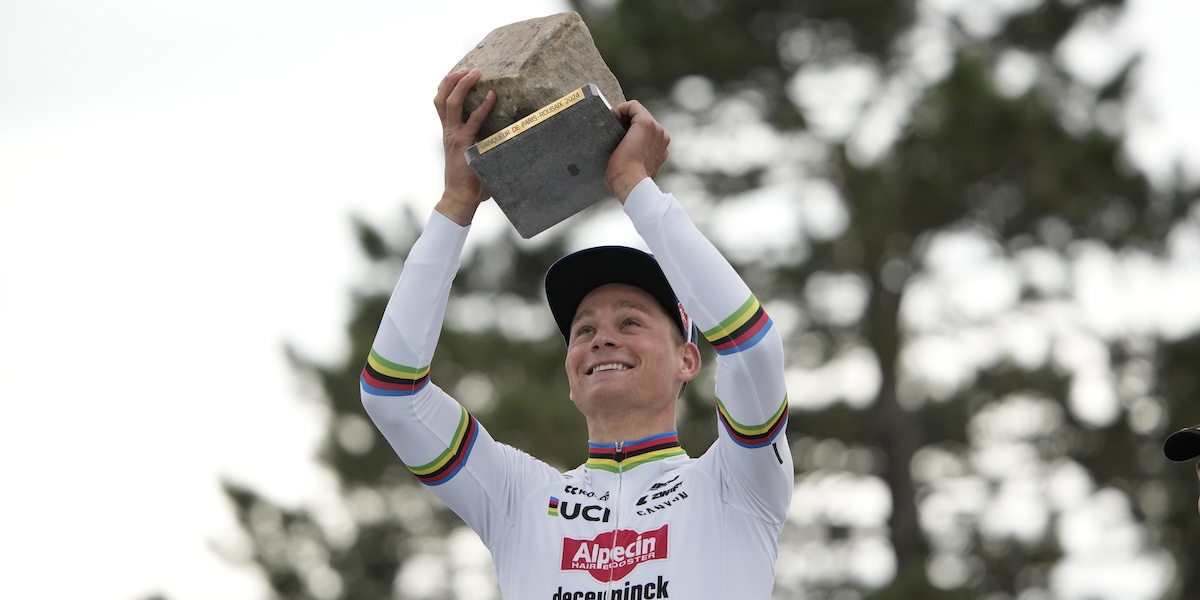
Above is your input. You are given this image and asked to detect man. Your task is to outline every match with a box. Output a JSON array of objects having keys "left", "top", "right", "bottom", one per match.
[
  {"left": 1164, "top": 424, "right": 1200, "bottom": 514},
  {"left": 361, "top": 67, "right": 793, "bottom": 598}
]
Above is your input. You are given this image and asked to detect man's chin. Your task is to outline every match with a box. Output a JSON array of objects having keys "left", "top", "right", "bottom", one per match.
[{"left": 575, "top": 389, "right": 637, "bottom": 412}]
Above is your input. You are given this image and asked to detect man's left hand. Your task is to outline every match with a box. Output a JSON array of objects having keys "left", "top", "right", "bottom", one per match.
[{"left": 605, "top": 101, "right": 670, "bottom": 203}]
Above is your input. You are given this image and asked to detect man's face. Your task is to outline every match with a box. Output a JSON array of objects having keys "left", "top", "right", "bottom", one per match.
[{"left": 565, "top": 283, "right": 697, "bottom": 422}]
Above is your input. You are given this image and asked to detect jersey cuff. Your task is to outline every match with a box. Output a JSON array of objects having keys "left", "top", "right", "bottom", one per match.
[
  {"left": 425, "top": 208, "right": 472, "bottom": 249},
  {"left": 622, "top": 177, "right": 667, "bottom": 217}
]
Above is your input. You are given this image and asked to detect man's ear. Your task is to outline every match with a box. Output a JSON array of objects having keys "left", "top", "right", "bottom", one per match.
[{"left": 678, "top": 341, "right": 701, "bottom": 383}]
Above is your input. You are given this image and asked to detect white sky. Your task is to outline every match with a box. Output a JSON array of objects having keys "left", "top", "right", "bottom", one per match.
[{"left": 0, "top": 1, "right": 1196, "bottom": 599}]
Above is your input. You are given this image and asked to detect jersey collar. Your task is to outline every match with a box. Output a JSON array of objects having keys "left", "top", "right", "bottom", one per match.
[{"left": 586, "top": 431, "right": 687, "bottom": 473}]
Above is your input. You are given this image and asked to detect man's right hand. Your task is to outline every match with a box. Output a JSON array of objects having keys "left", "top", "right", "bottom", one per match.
[{"left": 434, "top": 68, "right": 496, "bottom": 226}]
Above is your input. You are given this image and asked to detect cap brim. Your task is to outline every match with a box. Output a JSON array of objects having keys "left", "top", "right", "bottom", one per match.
[
  {"left": 545, "top": 246, "right": 685, "bottom": 345},
  {"left": 1164, "top": 427, "right": 1200, "bottom": 462}
]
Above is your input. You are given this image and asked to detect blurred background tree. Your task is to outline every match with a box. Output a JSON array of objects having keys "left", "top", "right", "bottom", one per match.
[{"left": 221, "top": 0, "right": 1200, "bottom": 598}]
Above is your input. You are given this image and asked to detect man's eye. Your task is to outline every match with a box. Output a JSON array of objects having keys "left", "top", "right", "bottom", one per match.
[
  {"left": 623, "top": 319, "right": 640, "bottom": 327},
  {"left": 574, "top": 325, "right": 594, "bottom": 336}
]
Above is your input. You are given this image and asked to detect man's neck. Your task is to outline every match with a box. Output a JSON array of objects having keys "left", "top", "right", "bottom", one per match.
[
  {"left": 584, "top": 407, "right": 676, "bottom": 444},
  {"left": 588, "top": 422, "right": 681, "bottom": 446}
]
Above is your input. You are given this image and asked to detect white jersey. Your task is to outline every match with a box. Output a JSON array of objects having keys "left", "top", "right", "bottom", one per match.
[{"left": 362, "top": 179, "right": 793, "bottom": 599}]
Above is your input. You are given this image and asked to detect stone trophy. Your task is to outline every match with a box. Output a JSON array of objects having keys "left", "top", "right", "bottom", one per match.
[{"left": 451, "top": 12, "right": 627, "bottom": 238}]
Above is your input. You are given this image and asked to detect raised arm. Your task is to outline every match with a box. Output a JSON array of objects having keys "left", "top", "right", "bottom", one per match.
[
  {"left": 610, "top": 101, "right": 793, "bottom": 523},
  {"left": 363, "top": 68, "right": 493, "bottom": 394},
  {"left": 361, "top": 69, "right": 554, "bottom": 546}
]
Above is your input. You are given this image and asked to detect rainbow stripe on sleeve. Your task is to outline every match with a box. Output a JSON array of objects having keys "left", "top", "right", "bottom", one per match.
[
  {"left": 360, "top": 349, "right": 431, "bottom": 396},
  {"left": 702, "top": 295, "right": 773, "bottom": 355},
  {"left": 717, "top": 396, "right": 788, "bottom": 448},
  {"left": 407, "top": 406, "right": 479, "bottom": 486}
]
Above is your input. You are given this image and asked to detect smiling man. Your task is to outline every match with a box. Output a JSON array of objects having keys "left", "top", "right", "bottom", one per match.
[
  {"left": 1165, "top": 423, "right": 1200, "bottom": 514},
  {"left": 361, "top": 68, "right": 793, "bottom": 598}
]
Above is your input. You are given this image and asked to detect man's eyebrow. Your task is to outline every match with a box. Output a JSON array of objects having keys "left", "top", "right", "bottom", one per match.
[
  {"left": 571, "top": 308, "right": 595, "bottom": 325},
  {"left": 570, "top": 300, "right": 654, "bottom": 325}
]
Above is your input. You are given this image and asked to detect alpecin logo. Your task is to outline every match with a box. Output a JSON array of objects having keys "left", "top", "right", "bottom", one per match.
[{"left": 561, "top": 524, "right": 668, "bottom": 582}]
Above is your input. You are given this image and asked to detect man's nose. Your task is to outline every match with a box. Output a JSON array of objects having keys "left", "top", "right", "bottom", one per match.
[{"left": 591, "top": 326, "right": 618, "bottom": 348}]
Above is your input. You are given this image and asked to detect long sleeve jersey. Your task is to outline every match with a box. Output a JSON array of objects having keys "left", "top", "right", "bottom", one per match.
[{"left": 362, "top": 178, "right": 793, "bottom": 599}]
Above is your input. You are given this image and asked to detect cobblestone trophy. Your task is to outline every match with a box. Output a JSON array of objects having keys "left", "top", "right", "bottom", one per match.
[{"left": 451, "top": 12, "right": 627, "bottom": 238}]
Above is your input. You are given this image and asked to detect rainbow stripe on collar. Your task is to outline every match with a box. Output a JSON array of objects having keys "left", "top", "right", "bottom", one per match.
[{"left": 586, "top": 432, "right": 687, "bottom": 473}]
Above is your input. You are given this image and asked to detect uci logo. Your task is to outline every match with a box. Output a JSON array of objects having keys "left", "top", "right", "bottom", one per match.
[{"left": 549, "top": 498, "right": 611, "bottom": 522}]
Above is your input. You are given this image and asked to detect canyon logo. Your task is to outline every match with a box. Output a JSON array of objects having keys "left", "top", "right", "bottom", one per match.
[{"left": 561, "top": 524, "right": 668, "bottom": 582}]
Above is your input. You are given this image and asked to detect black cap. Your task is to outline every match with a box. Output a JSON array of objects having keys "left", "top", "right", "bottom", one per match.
[
  {"left": 545, "top": 246, "right": 695, "bottom": 345},
  {"left": 1164, "top": 425, "right": 1200, "bottom": 462}
]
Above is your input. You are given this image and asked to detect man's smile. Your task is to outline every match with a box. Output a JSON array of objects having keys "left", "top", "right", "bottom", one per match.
[{"left": 587, "top": 362, "right": 633, "bottom": 375}]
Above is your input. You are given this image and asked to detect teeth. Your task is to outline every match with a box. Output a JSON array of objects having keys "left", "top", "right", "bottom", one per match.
[{"left": 591, "top": 363, "right": 629, "bottom": 374}]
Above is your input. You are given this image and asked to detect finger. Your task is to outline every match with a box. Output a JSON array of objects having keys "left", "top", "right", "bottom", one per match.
[
  {"left": 445, "top": 68, "right": 482, "bottom": 126},
  {"left": 434, "top": 68, "right": 470, "bottom": 121},
  {"left": 612, "top": 100, "right": 646, "bottom": 127},
  {"left": 611, "top": 101, "right": 634, "bottom": 127},
  {"left": 463, "top": 89, "right": 497, "bottom": 136}
]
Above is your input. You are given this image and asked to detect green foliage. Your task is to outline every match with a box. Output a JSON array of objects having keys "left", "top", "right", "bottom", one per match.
[{"left": 221, "top": 1, "right": 1200, "bottom": 598}]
